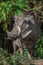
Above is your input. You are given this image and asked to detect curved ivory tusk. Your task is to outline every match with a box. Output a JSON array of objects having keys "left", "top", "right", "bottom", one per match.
[
  {"left": 22, "top": 30, "right": 32, "bottom": 38},
  {"left": 17, "top": 26, "right": 21, "bottom": 36}
]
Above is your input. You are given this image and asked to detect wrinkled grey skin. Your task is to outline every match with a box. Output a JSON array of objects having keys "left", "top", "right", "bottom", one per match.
[{"left": 7, "top": 14, "right": 40, "bottom": 58}]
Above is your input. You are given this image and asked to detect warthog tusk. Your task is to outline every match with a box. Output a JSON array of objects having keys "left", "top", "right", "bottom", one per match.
[
  {"left": 22, "top": 30, "right": 32, "bottom": 38},
  {"left": 17, "top": 26, "right": 21, "bottom": 36}
]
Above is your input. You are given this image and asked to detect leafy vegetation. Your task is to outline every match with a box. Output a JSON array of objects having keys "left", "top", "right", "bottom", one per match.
[
  {"left": 0, "top": 48, "right": 33, "bottom": 65},
  {"left": 34, "top": 33, "right": 43, "bottom": 58}
]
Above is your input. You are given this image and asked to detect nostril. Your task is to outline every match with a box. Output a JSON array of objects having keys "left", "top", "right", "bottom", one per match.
[{"left": 7, "top": 26, "right": 21, "bottom": 40}]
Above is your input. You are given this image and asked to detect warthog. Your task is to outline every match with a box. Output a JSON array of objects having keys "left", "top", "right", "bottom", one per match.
[{"left": 7, "top": 14, "right": 40, "bottom": 58}]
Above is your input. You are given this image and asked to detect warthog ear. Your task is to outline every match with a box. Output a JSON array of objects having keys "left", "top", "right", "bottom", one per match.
[
  {"left": 14, "top": 14, "right": 18, "bottom": 18},
  {"left": 14, "top": 14, "right": 18, "bottom": 22},
  {"left": 25, "top": 15, "right": 35, "bottom": 25}
]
